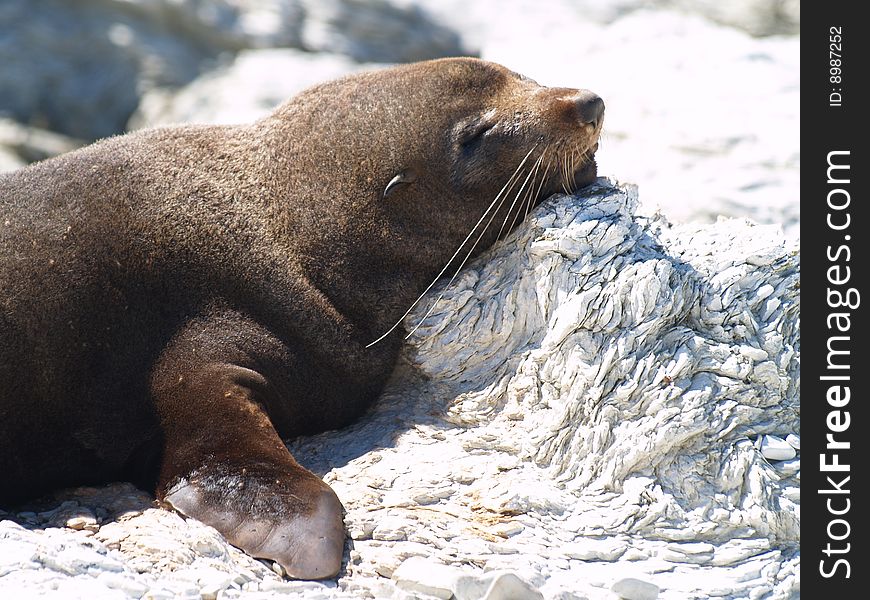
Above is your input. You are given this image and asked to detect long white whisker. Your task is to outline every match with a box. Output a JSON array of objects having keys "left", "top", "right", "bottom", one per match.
[
  {"left": 526, "top": 156, "right": 551, "bottom": 220},
  {"left": 561, "top": 150, "right": 570, "bottom": 194},
  {"left": 571, "top": 147, "right": 579, "bottom": 190},
  {"left": 365, "top": 145, "right": 538, "bottom": 348},
  {"left": 503, "top": 154, "right": 543, "bottom": 239},
  {"left": 496, "top": 155, "right": 540, "bottom": 242}
]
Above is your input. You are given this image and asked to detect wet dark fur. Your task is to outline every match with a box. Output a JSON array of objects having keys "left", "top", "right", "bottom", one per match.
[{"left": 0, "top": 58, "right": 601, "bottom": 578}]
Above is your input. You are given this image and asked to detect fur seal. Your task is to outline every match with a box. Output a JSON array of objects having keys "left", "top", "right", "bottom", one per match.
[{"left": 0, "top": 58, "right": 603, "bottom": 579}]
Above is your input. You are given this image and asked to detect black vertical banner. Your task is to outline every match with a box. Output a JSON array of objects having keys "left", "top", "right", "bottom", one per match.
[{"left": 803, "top": 3, "right": 868, "bottom": 595}]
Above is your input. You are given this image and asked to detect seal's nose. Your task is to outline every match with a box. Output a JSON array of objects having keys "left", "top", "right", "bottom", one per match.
[{"left": 575, "top": 90, "right": 605, "bottom": 128}]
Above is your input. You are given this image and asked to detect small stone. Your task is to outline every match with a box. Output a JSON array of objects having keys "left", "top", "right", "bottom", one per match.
[
  {"left": 411, "top": 486, "right": 454, "bottom": 505},
  {"left": 348, "top": 518, "right": 376, "bottom": 541},
  {"left": 660, "top": 548, "right": 711, "bottom": 565},
  {"left": 487, "top": 542, "right": 519, "bottom": 555},
  {"left": 611, "top": 577, "right": 659, "bottom": 600},
  {"left": 392, "top": 557, "right": 457, "bottom": 600},
  {"left": 775, "top": 458, "right": 800, "bottom": 477},
  {"left": 756, "top": 284, "right": 774, "bottom": 300},
  {"left": 199, "top": 585, "right": 221, "bottom": 600},
  {"left": 711, "top": 539, "right": 771, "bottom": 567},
  {"left": 760, "top": 435, "right": 796, "bottom": 461},
  {"left": 621, "top": 548, "right": 649, "bottom": 561},
  {"left": 564, "top": 538, "right": 627, "bottom": 562},
  {"left": 452, "top": 470, "right": 477, "bottom": 484},
  {"left": 97, "top": 572, "right": 149, "bottom": 596},
  {"left": 372, "top": 519, "right": 407, "bottom": 541},
  {"left": 479, "top": 572, "right": 543, "bottom": 600},
  {"left": 178, "top": 587, "right": 203, "bottom": 600},
  {"left": 272, "top": 561, "right": 286, "bottom": 577},
  {"left": 739, "top": 345, "right": 768, "bottom": 362},
  {"left": 259, "top": 580, "right": 302, "bottom": 593},
  {"left": 785, "top": 434, "right": 800, "bottom": 450},
  {"left": 374, "top": 562, "right": 398, "bottom": 579},
  {"left": 490, "top": 522, "right": 524, "bottom": 538},
  {"left": 666, "top": 542, "right": 715, "bottom": 555},
  {"left": 66, "top": 514, "right": 99, "bottom": 531}
]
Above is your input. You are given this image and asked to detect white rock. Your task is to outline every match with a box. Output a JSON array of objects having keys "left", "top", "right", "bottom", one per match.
[
  {"left": 564, "top": 538, "right": 627, "bottom": 561},
  {"left": 96, "top": 571, "right": 150, "bottom": 597},
  {"left": 665, "top": 542, "right": 715, "bottom": 555},
  {"left": 391, "top": 558, "right": 543, "bottom": 600},
  {"left": 477, "top": 572, "right": 543, "bottom": 600},
  {"left": 611, "top": 577, "right": 660, "bottom": 600},
  {"left": 392, "top": 557, "right": 456, "bottom": 599},
  {"left": 785, "top": 434, "right": 800, "bottom": 450},
  {"left": 490, "top": 522, "right": 524, "bottom": 538},
  {"left": 372, "top": 517, "right": 408, "bottom": 542},
  {"left": 65, "top": 514, "right": 98, "bottom": 532},
  {"left": 760, "top": 435, "right": 796, "bottom": 461},
  {"left": 775, "top": 458, "right": 800, "bottom": 477}
]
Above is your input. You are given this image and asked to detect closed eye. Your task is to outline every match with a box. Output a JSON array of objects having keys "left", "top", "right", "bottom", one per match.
[{"left": 458, "top": 119, "right": 497, "bottom": 149}]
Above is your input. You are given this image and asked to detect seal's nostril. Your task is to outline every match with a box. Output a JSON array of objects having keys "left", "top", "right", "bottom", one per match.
[{"left": 575, "top": 90, "right": 605, "bottom": 127}]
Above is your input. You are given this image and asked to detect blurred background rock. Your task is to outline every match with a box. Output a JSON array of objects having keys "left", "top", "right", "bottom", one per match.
[{"left": 1, "top": 0, "right": 798, "bottom": 235}]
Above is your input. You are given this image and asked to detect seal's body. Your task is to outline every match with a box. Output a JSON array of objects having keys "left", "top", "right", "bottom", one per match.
[{"left": 0, "top": 58, "right": 602, "bottom": 578}]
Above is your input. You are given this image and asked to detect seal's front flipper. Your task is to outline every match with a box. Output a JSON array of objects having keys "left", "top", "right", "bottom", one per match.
[
  {"left": 163, "top": 461, "right": 345, "bottom": 579},
  {"left": 153, "top": 361, "right": 345, "bottom": 579}
]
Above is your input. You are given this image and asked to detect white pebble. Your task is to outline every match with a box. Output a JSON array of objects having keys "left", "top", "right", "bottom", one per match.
[
  {"left": 490, "top": 522, "right": 524, "bottom": 538},
  {"left": 756, "top": 284, "right": 774, "bottom": 300},
  {"left": 739, "top": 345, "right": 769, "bottom": 362},
  {"left": 564, "top": 538, "right": 627, "bottom": 561},
  {"left": 478, "top": 572, "right": 543, "bottom": 600},
  {"left": 775, "top": 458, "right": 800, "bottom": 477},
  {"left": 392, "top": 557, "right": 455, "bottom": 599},
  {"left": 611, "top": 577, "right": 660, "bottom": 600},
  {"left": 66, "top": 515, "right": 99, "bottom": 531},
  {"left": 760, "top": 435, "right": 796, "bottom": 461},
  {"left": 96, "top": 571, "right": 149, "bottom": 596},
  {"left": 785, "top": 434, "right": 800, "bottom": 450}
]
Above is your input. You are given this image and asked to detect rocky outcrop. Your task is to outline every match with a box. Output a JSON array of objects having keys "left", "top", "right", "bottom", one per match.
[
  {"left": 297, "top": 0, "right": 467, "bottom": 63},
  {"left": 128, "top": 49, "right": 371, "bottom": 129},
  {"left": 0, "top": 181, "right": 799, "bottom": 599},
  {"left": 0, "top": 0, "right": 465, "bottom": 140},
  {"left": 1, "top": 0, "right": 218, "bottom": 140}
]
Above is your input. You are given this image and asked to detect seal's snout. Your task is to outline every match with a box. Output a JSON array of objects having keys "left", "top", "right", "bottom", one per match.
[
  {"left": 573, "top": 89, "right": 605, "bottom": 128},
  {"left": 539, "top": 87, "right": 605, "bottom": 130}
]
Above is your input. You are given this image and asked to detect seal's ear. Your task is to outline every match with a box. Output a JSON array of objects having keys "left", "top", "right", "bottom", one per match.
[{"left": 383, "top": 169, "right": 417, "bottom": 199}]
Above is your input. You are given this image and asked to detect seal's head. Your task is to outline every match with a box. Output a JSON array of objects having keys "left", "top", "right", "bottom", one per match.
[{"left": 275, "top": 59, "right": 600, "bottom": 222}]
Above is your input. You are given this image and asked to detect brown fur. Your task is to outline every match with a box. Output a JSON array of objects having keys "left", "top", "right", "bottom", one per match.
[{"left": 0, "top": 58, "right": 602, "bottom": 578}]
